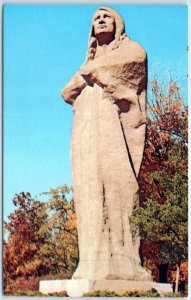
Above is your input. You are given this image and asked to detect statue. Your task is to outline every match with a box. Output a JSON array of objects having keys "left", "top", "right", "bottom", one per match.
[{"left": 61, "top": 7, "right": 152, "bottom": 281}]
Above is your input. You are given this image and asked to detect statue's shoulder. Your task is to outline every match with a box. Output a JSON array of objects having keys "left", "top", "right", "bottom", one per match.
[{"left": 121, "top": 37, "right": 147, "bottom": 60}]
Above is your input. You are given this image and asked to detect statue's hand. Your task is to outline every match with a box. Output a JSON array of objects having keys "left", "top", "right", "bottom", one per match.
[
  {"left": 61, "top": 71, "right": 87, "bottom": 104},
  {"left": 80, "top": 61, "right": 115, "bottom": 88},
  {"left": 79, "top": 65, "right": 97, "bottom": 87},
  {"left": 111, "top": 85, "right": 138, "bottom": 105}
]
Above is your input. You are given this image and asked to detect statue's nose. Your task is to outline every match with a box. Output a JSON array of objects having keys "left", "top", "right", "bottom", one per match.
[{"left": 98, "top": 18, "right": 105, "bottom": 24}]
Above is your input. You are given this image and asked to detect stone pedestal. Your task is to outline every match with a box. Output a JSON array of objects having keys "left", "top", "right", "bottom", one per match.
[{"left": 39, "top": 279, "right": 172, "bottom": 297}]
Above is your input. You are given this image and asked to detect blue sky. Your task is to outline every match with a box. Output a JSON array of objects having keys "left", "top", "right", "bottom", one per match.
[{"left": 3, "top": 4, "right": 188, "bottom": 221}]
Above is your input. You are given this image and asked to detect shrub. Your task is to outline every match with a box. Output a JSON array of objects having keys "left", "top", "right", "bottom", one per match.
[
  {"left": 5, "top": 290, "right": 44, "bottom": 296},
  {"left": 4, "top": 276, "right": 40, "bottom": 295},
  {"left": 5, "top": 289, "right": 68, "bottom": 296},
  {"left": 4, "top": 274, "right": 71, "bottom": 296},
  {"left": 84, "top": 288, "right": 161, "bottom": 297},
  {"left": 122, "top": 288, "right": 160, "bottom": 297},
  {"left": 163, "top": 292, "right": 185, "bottom": 297},
  {"left": 84, "top": 290, "right": 120, "bottom": 297},
  {"left": 47, "top": 291, "right": 68, "bottom": 296}
]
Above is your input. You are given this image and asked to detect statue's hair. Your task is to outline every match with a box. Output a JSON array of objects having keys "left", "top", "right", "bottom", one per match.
[{"left": 85, "top": 7, "right": 127, "bottom": 63}]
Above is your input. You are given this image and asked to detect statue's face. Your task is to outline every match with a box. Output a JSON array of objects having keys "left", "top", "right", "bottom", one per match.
[{"left": 93, "top": 10, "right": 115, "bottom": 38}]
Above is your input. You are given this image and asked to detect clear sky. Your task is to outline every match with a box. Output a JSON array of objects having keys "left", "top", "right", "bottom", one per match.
[{"left": 3, "top": 4, "right": 188, "bottom": 221}]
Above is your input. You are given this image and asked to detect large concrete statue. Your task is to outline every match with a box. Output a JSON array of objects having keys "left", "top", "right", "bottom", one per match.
[{"left": 61, "top": 7, "right": 151, "bottom": 281}]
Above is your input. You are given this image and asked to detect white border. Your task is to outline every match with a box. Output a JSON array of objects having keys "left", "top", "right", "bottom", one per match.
[{"left": 1, "top": 1, "right": 190, "bottom": 299}]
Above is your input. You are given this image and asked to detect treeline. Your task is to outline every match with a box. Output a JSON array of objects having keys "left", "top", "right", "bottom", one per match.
[
  {"left": 3, "top": 77, "right": 188, "bottom": 295},
  {"left": 3, "top": 186, "right": 78, "bottom": 294},
  {"left": 131, "top": 77, "right": 188, "bottom": 293}
]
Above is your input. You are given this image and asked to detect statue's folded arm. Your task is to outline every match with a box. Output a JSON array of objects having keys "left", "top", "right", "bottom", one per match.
[
  {"left": 79, "top": 40, "right": 147, "bottom": 92},
  {"left": 61, "top": 71, "right": 87, "bottom": 105}
]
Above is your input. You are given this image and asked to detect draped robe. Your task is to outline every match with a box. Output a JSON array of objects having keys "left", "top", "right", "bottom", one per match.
[{"left": 62, "top": 36, "right": 152, "bottom": 281}]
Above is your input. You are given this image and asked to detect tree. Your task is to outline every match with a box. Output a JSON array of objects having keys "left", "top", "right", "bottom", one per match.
[
  {"left": 3, "top": 192, "right": 50, "bottom": 292},
  {"left": 41, "top": 185, "right": 78, "bottom": 276},
  {"left": 132, "top": 77, "right": 188, "bottom": 292},
  {"left": 139, "top": 77, "right": 187, "bottom": 204},
  {"left": 3, "top": 185, "right": 79, "bottom": 294}
]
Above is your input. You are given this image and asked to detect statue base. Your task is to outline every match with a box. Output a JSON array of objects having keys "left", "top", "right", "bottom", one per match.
[{"left": 39, "top": 279, "right": 172, "bottom": 297}]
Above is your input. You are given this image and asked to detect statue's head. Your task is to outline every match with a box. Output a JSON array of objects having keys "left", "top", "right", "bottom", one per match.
[
  {"left": 92, "top": 9, "right": 116, "bottom": 44},
  {"left": 85, "top": 7, "right": 126, "bottom": 62},
  {"left": 91, "top": 7, "right": 125, "bottom": 43}
]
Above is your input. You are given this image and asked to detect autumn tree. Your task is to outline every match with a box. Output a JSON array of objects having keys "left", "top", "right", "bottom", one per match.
[
  {"left": 139, "top": 77, "right": 187, "bottom": 203},
  {"left": 41, "top": 185, "right": 78, "bottom": 277},
  {"left": 132, "top": 77, "right": 188, "bottom": 292},
  {"left": 3, "top": 185, "right": 78, "bottom": 294},
  {"left": 3, "top": 192, "right": 50, "bottom": 293}
]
